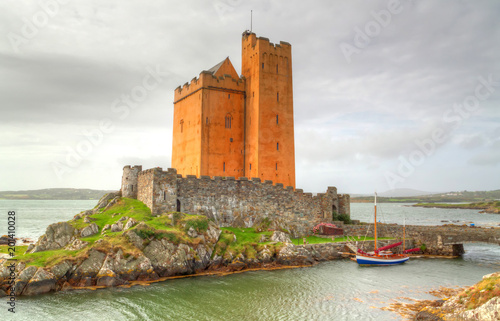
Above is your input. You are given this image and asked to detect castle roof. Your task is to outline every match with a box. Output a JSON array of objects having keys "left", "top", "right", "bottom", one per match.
[{"left": 205, "top": 57, "right": 239, "bottom": 79}]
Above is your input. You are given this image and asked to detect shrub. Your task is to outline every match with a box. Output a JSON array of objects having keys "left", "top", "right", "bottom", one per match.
[
  {"left": 255, "top": 217, "right": 272, "bottom": 232},
  {"left": 184, "top": 217, "right": 208, "bottom": 233}
]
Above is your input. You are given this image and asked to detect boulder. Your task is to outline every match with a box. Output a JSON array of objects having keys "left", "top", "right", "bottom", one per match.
[
  {"left": 111, "top": 221, "right": 123, "bottom": 232},
  {"left": 103, "top": 197, "right": 120, "bottom": 212},
  {"left": 205, "top": 222, "right": 221, "bottom": 244},
  {"left": 71, "top": 250, "right": 107, "bottom": 283},
  {"left": 271, "top": 231, "right": 291, "bottom": 243},
  {"left": 83, "top": 216, "right": 91, "bottom": 224},
  {"left": 124, "top": 230, "right": 144, "bottom": 250},
  {"left": 96, "top": 255, "right": 120, "bottom": 287},
  {"left": 101, "top": 224, "right": 111, "bottom": 234},
  {"left": 31, "top": 222, "right": 76, "bottom": 253},
  {"left": 14, "top": 266, "right": 38, "bottom": 296},
  {"left": 66, "top": 239, "right": 89, "bottom": 251},
  {"left": 50, "top": 261, "right": 72, "bottom": 279},
  {"left": 119, "top": 216, "right": 129, "bottom": 222},
  {"left": 143, "top": 239, "right": 194, "bottom": 276},
  {"left": 25, "top": 244, "right": 34, "bottom": 253},
  {"left": 80, "top": 223, "right": 99, "bottom": 238},
  {"left": 112, "top": 251, "right": 156, "bottom": 281},
  {"left": 22, "top": 268, "right": 56, "bottom": 296},
  {"left": 124, "top": 218, "right": 138, "bottom": 230},
  {"left": 277, "top": 243, "right": 313, "bottom": 265},
  {"left": 93, "top": 192, "right": 120, "bottom": 213},
  {"left": 257, "top": 246, "right": 273, "bottom": 262}
]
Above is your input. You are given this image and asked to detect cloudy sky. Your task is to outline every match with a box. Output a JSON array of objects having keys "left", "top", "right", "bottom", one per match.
[{"left": 1, "top": 0, "right": 499, "bottom": 194}]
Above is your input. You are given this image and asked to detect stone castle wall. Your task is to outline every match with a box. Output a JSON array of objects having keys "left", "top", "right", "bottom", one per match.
[{"left": 122, "top": 166, "right": 350, "bottom": 236}]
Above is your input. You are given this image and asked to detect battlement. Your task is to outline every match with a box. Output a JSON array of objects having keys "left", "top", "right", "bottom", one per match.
[
  {"left": 174, "top": 72, "right": 245, "bottom": 103},
  {"left": 242, "top": 31, "right": 292, "bottom": 56},
  {"left": 122, "top": 165, "right": 349, "bottom": 233}
]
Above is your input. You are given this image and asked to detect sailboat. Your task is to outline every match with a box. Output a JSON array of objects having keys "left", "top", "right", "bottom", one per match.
[{"left": 355, "top": 192, "right": 411, "bottom": 266}]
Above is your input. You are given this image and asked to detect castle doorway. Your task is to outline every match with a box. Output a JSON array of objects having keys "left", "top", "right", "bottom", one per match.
[
  {"left": 332, "top": 205, "right": 338, "bottom": 220},
  {"left": 177, "top": 199, "right": 181, "bottom": 212}
]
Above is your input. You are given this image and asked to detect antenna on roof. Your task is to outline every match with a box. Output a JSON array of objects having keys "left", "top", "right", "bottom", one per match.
[{"left": 250, "top": 10, "right": 253, "bottom": 32}]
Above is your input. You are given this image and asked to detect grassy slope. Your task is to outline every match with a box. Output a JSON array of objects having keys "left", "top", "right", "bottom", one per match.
[{"left": 5, "top": 197, "right": 373, "bottom": 269}]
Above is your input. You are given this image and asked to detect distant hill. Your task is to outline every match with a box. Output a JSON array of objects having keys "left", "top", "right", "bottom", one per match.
[
  {"left": 377, "top": 188, "right": 440, "bottom": 197},
  {"left": 352, "top": 189, "right": 500, "bottom": 203},
  {"left": 0, "top": 188, "right": 115, "bottom": 200}
]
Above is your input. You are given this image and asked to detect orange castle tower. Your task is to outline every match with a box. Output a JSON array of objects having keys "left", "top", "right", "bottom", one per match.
[{"left": 172, "top": 31, "right": 296, "bottom": 188}]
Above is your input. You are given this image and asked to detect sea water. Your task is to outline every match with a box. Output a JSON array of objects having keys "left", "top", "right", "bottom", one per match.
[{"left": 0, "top": 200, "right": 498, "bottom": 321}]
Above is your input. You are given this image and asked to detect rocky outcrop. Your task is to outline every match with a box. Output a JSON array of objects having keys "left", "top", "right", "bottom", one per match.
[
  {"left": 80, "top": 223, "right": 99, "bottom": 237},
  {"left": 0, "top": 220, "right": 353, "bottom": 297},
  {"left": 111, "top": 222, "right": 123, "bottom": 232},
  {"left": 30, "top": 222, "right": 76, "bottom": 253},
  {"left": 414, "top": 272, "right": 500, "bottom": 321},
  {"left": 22, "top": 268, "right": 56, "bottom": 296},
  {"left": 271, "top": 231, "right": 292, "bottom": 243}
]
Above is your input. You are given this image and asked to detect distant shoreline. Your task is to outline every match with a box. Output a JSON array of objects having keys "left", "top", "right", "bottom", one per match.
[
  {"left": 412, "top": 202, "right": 500, "bottom": 214},
  {"left": 0, "top": 188, "right": 114, "bottom": 200}
]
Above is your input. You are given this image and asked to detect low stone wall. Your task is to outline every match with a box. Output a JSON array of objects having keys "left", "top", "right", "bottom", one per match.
[
  {"left": 344, "top": 224, "right": 500, "bottom": 255},
  {"left": 122, "top": 166, "right": 351, "bottom": 237}
]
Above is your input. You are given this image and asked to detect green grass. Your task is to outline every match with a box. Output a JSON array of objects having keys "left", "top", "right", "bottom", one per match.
[
  {"left": 181, "top": 214, "right": 209, "bottom": 233},
  {"left": 290, "top": 235, "right": 394, "bottom": 245},
  {"left": 0, "top": 245, "right": 28, "bottom": 255},
  {"left": 459, "top": 275, "right": 500, "bottom": 310},
  {"left": 212, "top": 227, "right": 275, "bottom": 260},
  {"left": 71, "top": 198, "right": 152, "bottom": 231},
  {"left": 13, "top": 248, "right": 84, "bottom": 267}
]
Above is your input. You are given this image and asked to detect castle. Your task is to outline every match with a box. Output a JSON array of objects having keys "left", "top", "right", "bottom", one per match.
[
  {"left": 120, "top": 32, "right": 350, "bottom": 234},
  {"left": 172, "top": 31, "right": 295, "bottom": 188}
]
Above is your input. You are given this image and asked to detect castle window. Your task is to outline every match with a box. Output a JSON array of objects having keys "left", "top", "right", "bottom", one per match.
[
  {"left": 206, "top": 117, "right": 208, "bottom": 125},
  {"left": 249, "top": 163, "right": 252, "bottom": 170},
  {"left": 277, "top": 142, "right": 279, "bottom": 150},
  {"left": 262, "top": 63, "right": 264, "bottom": 69},
  {"left": 228, "top": 94, "right": 230, "bottom": 99},
  {"left": 225, "top": 114, "right": 232, "bottom": 129},
  {"left": 276, "top": 114, "right": 279, "bottom": 124},
  {"left": 223, "top": 162, "right": 226, "bottom": 172},
  {"left": 180, "top": 119, "right": 184, "bottom": 133},
  {"left": 277, "top": 92, "right": 279, "bottom": 102},
  {"left": 253, "top": 92, "right": 254, "bottom": 97},
  {"left": 276, "top": 163, "right": 278, "bottom": 170},
  {"left": 164, "top": 191, "right": 167, "bottom": 201},
  {"left": 276, "top": 64, "right": 278, "bottom": 73}
]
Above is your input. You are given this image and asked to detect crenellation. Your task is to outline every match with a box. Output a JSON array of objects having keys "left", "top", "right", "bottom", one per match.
[{"left": 121, "top": 165, "right": 350, "bottom": 233}]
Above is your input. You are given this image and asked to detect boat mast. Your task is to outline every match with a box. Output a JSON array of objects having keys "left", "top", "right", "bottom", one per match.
[
  {"left": 403, "top": 217, "right": 406, "bottom": 252},
  {"left": 374, "top": 192, "right": 377, "bottom": 249}
]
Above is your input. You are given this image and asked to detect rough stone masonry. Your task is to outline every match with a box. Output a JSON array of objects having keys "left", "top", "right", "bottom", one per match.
[{"left": 121, "top": 165, "right": 350, "bottom": 237}]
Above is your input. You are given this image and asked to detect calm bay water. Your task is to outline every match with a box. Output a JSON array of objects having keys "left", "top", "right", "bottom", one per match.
[{"left": 1, "top": 200, "right": 499, "bottom": 321}]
